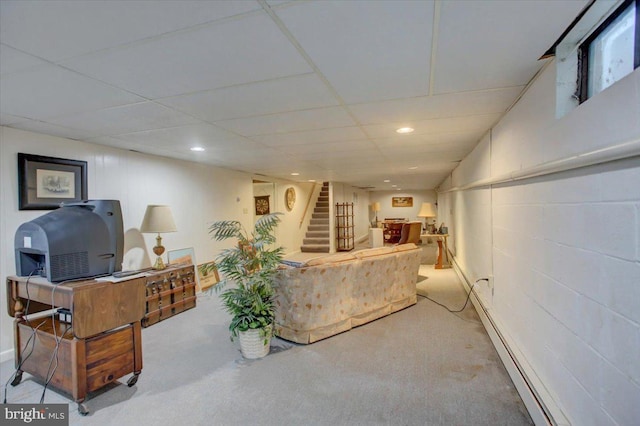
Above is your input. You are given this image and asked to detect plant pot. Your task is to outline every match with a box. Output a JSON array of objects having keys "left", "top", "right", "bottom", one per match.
[{"left": 238, "top": 325, "right": 272, "bottom": 359}]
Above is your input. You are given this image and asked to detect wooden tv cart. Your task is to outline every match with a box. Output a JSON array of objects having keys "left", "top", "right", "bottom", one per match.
[{"left": 6, "top": 274, "right": 146, "bottom": 415}]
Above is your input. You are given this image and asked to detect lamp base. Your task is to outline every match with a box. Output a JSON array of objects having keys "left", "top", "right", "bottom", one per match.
[
  {"left": 152, "top": 234, "right": 166, "bottom": 270},
  {"left": 152, "top": 256, "right": 166, "bottom": 270}
]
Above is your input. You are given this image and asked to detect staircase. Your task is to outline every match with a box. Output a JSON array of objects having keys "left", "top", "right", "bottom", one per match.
[{"left": 300, "top": 182, "right": 330, "bottom": 253}]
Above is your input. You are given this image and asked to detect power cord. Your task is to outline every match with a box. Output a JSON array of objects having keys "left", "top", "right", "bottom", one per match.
[{"left": 423, "top": 277, "right": 489, "bottom": 313}]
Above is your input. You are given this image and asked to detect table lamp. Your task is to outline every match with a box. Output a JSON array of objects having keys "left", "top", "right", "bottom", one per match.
[
  {"left": 140, "top": 205, "right": 177, "bottom": 270},
  {"left": 372, "top": 202, "right": 381, "bottom": 226},
  {"left": 417, "top": 202, "right": 437, "bottom": 233}
]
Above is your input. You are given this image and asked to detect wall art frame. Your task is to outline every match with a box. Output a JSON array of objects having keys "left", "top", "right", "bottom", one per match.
[
  {"left": 18, "top": 153, "right": 88, "bottom": 210},
  {"left": 391, "top": 196, "right": 413, "bottom": 207},
  {"left": 254, "top": 195, "right": 270, "bottom": 215}
]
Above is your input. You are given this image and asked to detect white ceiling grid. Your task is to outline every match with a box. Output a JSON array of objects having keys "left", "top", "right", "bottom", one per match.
[{"left": 0, "top": 0, "right": 589, "bottom": 190}]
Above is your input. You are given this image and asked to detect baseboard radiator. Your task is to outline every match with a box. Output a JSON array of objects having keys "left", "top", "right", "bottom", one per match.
[{"left": 451, "top": 257, "right": 570, "bottom": 426}]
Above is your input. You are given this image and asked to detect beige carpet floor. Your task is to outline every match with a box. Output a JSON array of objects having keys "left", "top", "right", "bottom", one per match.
[{"left": 1, "top": 241, "right": 532, "bottom": 425}]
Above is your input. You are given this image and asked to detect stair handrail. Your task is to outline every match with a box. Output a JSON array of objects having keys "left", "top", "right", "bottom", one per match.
[{"left": 300, "top": 182, "right": 321, "bottom": 228}]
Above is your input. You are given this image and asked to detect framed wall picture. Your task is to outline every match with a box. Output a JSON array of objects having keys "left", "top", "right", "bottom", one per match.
[
  {"left": 392, "top": 196, "right": 413, "bottom": 207},
  {"left": 18, "top": 153, "right": 88, "bottom": 210},
  {"left": 255, "top": 195, "right": 270, "bottom": 215}
]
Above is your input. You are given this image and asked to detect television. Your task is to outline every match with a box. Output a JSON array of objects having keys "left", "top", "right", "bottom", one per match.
[{"left": 15, "top": 200, "right": 124, "bottom": 282}]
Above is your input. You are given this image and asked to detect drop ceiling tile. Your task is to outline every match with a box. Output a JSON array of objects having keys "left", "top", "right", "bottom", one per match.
[
  {"left": 250, "top": 126, "right": 368, "bottom": 147},
  {"left": 214, "top": 106, "right": 356, "bottom": 136},
  {"left": 159, "top": 73, "right": 339, "bottom": 121},
  {"left": 61, "top": 13, "right": 312, "bottom": 99},
  {"left": 309, "top": 151, "right": 387, "bottom": 168},
  {"left": 349, "top": 87, "right": 523, "bottom": 125},
  {"left": 276, "top": 0, "right": 434, "bottom": 103},
  {"left": 50, "top": 102, "right": 200, "bottom": 136},
  {"left": 372, "top": 130, "right": 482, "bottom": 149},
  {"left": 362, "top": 113, "right": 502, "bottom": 139},
  {"left": 85, "top": 135, "right": 132, "bottom": 149},
  {"left": 283, "top": 140, "right": 376, "bottom": 156},
  {"left": 0, "top": 44, "right": 49, "bottom": 75},
  {"left": 9, "top": 120, "right": 99, "bottom": 141},
  {"left": 0, "top": 1, "right": 260, "bottom": 62},
  {"left": 114, "top": 123, "right": 261, "bottom": 151},
  {"left": 433, "top": 0, "right": 588, "bottom": 93},
  {"left": 0, "top": 112, "right": 29, "bottom": 125},
  {"left": 0, "top": 64, "right": 144, "bottom": 119}
]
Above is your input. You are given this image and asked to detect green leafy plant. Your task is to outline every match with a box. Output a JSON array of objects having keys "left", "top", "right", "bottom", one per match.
[{"left": 202, "top": 213, "right": 284, "bottom": 342}]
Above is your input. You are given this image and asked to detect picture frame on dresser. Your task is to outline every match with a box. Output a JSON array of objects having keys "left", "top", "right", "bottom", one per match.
[{"left": 18, "top": 153, "right": 88, "bottom": 210}]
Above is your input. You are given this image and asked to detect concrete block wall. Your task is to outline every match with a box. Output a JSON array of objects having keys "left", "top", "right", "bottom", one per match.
[{"left": 439, "top": 62, "right": 640, "bottom": 425}]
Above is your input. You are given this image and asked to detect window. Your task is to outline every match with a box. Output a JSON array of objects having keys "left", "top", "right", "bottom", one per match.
[{"left": 578, "top": 0, "right": 639, "bottom": 102}]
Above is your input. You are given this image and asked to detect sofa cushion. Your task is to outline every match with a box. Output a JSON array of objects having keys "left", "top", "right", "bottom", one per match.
[
  {"left": 352, "top": 246, "right": 394, "bottom": 259},
  {"left": 305, "top": 252, "right": 357, "bottom": 266},
  {"left": 393, "top": 243, "right": 418, "bottom": 252}
]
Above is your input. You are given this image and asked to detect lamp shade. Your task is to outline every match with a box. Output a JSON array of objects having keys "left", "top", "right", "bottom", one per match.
[
  {"left": 417, "top": 202, "right": 436, "bottom": 218},
  {"left": 372, "top": 202, "right": 381, "bottom": 212},
  {"left": 140, "top": 205, "right": 177, "bottom": 233}
]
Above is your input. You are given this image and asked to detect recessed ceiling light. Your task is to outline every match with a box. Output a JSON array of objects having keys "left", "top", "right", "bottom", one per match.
[
  {"left": 384, "top": 179, "right": 391, "bottom": 183},
  {"left": 291, "top": 172, "right": 300, "bottom": 176},
  {"left": 408, "top": 166, "right": 418, "bottom": 170},
  {"left": 392, "top": 184, "right": 397, "bottom": 187},
  {"left": 396, "top": 127, "right": 414, "bottom": 134},
  {"left": 190, "top": 146, "right": 205, "bottom": 152},
  {"left": 308, "top": 179, "right": 316, "bottom": 182}
]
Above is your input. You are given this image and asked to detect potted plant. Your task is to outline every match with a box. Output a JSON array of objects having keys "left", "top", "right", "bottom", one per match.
[{"left": 201, "top": 212, "right": 283, "bottom": 359}]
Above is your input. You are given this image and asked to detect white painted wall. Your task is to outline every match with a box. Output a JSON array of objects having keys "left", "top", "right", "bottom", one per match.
[
  {"left": 0, "top": 126, "right": 312, "bottom": 359},
  {"left": 332, "top": 182, "right": 371, "bottom": 243},
  {"left": 438, "top": 65, "right": 640, "bottom": 425},
  {"left": 370, "top": 190, "right": 437, "bottom": 226}
]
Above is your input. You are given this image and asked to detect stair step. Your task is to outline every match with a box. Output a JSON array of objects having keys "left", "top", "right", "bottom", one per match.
[
  {"left": 306, "top": 231, "right": 329, "bottom": 238},
  {"left": 320, "top": 191, "right": 329, "bottom": 197},
  {"left": 308, "top": 224, "right": 329, "bottom": 231},
  {"left": 317, "top": 197, "right": 329, "bottom": 203},
  {"left": 310, "top": 220, "right": 329, "bottom": 227},
  {"left": 316, "top": 201, "right": 329, "bottom": 207},
  {"left": 304, "top": 238, "right": 330, "bottom": 245},
  {"left": 312, "top": 212, "right": 329, "bottom": 219},
  {"left": 314, "top": 207, "right": 329, "bottom": 213},
  {"left": 301, "top": 245, "right": 330, "bottom": 253}
]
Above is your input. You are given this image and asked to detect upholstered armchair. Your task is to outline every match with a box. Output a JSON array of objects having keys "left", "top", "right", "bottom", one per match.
[{"left": 397, "top": 222, "right": 422, "bottom": 245}]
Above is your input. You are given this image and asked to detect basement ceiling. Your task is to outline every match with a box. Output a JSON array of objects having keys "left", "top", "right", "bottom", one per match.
[{"left": 0, "top": 0, "right": 588, "bottom": 190}]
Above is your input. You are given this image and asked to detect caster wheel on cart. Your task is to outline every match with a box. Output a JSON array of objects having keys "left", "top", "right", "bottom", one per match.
[
  {"left": 10, "top": 370, "right": 23, "bottom": 386},
  {"left": 78, "top": 403, "right": 89, "bottom": 416},
  {"left": 127, "top": 373, "right": 139, "bottom": 387}
]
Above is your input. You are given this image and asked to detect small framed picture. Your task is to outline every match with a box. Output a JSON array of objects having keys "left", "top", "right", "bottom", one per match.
[
  {"left": 18, "top": 153, "right": 88, "bottom": 210},
  {"left": 197, "top": 261, "right": 220, "bottom": 292},
  {"left": 168, "top": 247, "right": 196, "bottom": 267},
  {"left": 392, "top": 196, "right": 413, "bottom": 207}
]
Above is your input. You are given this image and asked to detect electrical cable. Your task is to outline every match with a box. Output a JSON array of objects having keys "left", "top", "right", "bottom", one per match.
[
  {"left": 3, "top": 319, "right": 46, "bottom": 403},
  {"left": 40, "top": 324, "right": 71, "bottom": 404},
  {"left": 423, "top": 277, "right": 489, "bottom": 313},
  {"left": 3, "top": 268, "right": 44, "bottom": 403}
]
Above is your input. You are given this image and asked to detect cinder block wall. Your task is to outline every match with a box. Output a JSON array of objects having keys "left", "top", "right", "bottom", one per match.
[{"left": 439, "top": 64, "right": 640, "bottom": 425}]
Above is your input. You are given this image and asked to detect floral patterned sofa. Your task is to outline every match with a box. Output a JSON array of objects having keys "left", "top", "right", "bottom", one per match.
[{"left": 274, "top": 243, "right": 421, "bottom": 344}]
